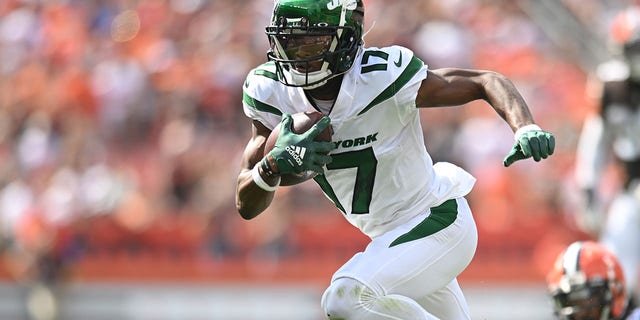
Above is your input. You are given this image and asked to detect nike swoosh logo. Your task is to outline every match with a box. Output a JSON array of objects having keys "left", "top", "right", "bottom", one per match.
[{"left": 394, "top": 51, "right": 402, "bottom": 67}]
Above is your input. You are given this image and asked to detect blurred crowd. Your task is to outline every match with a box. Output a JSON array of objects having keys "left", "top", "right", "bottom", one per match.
[{"left": 0, "top": 0, "right": 633, "bottom": 287}]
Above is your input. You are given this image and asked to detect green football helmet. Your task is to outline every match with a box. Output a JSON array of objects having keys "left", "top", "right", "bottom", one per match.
[{"left": 266, "top": 0, "right": 364, "bottom": 89}]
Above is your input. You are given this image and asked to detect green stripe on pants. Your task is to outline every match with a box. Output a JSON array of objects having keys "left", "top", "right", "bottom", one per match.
[{"left": 389, "top": 199, "right": 458, "bottom": 248}]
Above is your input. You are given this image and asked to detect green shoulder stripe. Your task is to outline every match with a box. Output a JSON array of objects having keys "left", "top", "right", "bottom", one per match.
[
  {"left": 358, "top": 56, "right": 424, "bottom": 116},
  {"left": 254, "top": 62, "right": 278, "bottom": 81},
  {"left": 254, "top": 69, "right": 278, "bottom": 81},
  {"left": 242, "top": 92, "right": 282, "bottom": 116}
]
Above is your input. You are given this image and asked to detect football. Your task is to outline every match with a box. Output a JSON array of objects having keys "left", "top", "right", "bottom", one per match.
[
  {"left": 264, "top": 110, "right": 333, "bottom": 156},
  {"left": 263, "top": 110, "right": 333, "bottom": 184}
]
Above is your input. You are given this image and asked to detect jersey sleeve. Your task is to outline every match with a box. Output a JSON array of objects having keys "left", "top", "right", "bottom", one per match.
[
  {"left": 241, "top": 63, "right": 283, "bottom": 130},
  {"left": 391, "top": 46, "right": 428, "bottom": 120},
  {"left": 356, "top": 46, "right": 427, "bottom": 124}
]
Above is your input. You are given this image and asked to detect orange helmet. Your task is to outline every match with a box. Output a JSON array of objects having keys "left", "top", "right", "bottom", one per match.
[{"left": 547, "top": 241, "right": 628, "bottom": 320}]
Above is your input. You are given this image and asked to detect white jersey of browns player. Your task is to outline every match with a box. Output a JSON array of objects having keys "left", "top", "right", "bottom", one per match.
[{"left": 242, "top": 45, "right": 476, "bottom": 238}]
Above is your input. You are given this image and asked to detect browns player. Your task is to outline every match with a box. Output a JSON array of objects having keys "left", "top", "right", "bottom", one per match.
[
  {"left": 547, "top": 241, "right": 640, "bottom": 320},
  {"left": 575, "top": 6, "right": 640, "bottom": 302}
]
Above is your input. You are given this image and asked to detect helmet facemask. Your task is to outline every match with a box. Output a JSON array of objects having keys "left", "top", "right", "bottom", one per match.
[
  {"left": 266, "top": 0, "right": 364, "bottom": 89},
  {"left": 546, "top": 241, "right": 628, "bottom": 320},
  {"left": 551, "top": 280, "right": 611, "bottom": 320}
]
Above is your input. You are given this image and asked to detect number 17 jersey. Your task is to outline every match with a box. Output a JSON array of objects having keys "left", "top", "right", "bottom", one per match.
[{"left": 242, "top": 45, "right": 476, "bottom": 238}]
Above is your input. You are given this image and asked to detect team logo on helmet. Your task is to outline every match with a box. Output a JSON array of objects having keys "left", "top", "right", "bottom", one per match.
[
  {"left": 327, "top": 0, "right": 357, "bottom": 11},
  {"left": 546, "top": 241, "right": 628, "bottom": 320},
  {"left": 265, "top": 0, "right": 364, "bottom": 88}
]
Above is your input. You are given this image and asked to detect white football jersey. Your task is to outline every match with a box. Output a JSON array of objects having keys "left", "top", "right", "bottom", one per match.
[{"left": 243, "top": 45, "right": 476, "bottom": 238}]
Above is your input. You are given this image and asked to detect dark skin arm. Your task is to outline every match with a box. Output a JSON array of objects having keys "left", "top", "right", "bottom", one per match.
[
  {"left": 235, "top": 120, "right": 311, "bottom": 219},
  {"left": 236, "top": 120, "right": 274, "bottom": 220},
  {"left": 417, "top": 68, "right": 536, "bottom": 131},
  {"left": 236, "top": 68, "right": 538, "bottom": 220}
]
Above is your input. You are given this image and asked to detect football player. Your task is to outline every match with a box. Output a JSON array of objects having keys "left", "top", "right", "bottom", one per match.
[
  {"left": 547, "top": 241, "right": 640, "bottom": 320},
  {"left": 235, "top": 0, "right": 555, "bottom": 319},
  {"left": 575, "top": 6, "right": 640, "bottom": 301}
]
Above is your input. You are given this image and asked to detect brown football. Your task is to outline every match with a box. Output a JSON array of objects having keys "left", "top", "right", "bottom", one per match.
[
  {"left": 264, "top": 110, "right": 333, "bottom": 156},
  {"left": 263, "top": 110, "right": 333, "bottom": 184}
]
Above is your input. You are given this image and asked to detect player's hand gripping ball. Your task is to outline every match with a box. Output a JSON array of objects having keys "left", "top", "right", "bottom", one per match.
[{"left": 264, "top": 111, "right": 335, "bottom": 182}]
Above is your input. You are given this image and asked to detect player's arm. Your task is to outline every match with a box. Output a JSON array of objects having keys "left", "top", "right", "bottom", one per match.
[
  {"left": 582, "top": 80, "right": 619, "bottom": 168},
  {"left": 574, "top": 81, "right": 615, "bottom": 219},
  {"left": 416, "top": 68, "right": 555, "bottom": 166},
  {"left": 235, "top": 120, "right": 280, "bottom": 220},
  {"left": 235, "top": 117, "right": 335, "bottom": 220},
  {"left": 417, "top": 68, "right": 533, "bottom": 128}
]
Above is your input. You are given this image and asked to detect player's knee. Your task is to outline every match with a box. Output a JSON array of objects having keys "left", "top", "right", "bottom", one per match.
[{"left": 321, "top": 277, "right": 377, "bottom": 319}]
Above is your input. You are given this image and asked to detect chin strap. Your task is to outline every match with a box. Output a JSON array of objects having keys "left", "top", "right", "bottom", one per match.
[{"left": 361, "top": 20, "right": 376, "bottom": 46}]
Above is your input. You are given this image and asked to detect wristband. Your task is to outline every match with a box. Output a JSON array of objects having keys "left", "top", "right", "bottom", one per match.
[
  {"left": 252, "top": 164, "right": 280, "bottom": 192},
  {"left": 514, "top": 124, "right": 542, "bottom": 141},
  {"left": 260, "top": 157, "right": 278, "bottom": 177}
]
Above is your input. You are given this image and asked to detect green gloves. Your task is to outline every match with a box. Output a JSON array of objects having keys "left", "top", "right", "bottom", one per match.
[
  {"left": 268, "top": 113, "right": 335, "bottom": 175},
  {"left": 503, "top": 125, "right": 555, "bottom": 167}
]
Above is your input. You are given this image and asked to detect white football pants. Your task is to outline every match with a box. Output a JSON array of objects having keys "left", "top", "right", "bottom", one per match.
[{"left": 321, "top": 197, "right": 478, "bottom": 319}]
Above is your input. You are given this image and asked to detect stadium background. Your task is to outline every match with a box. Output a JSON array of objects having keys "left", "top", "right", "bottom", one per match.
[{"left": 0, "top": 0, "right": 635, "bottom": 319}]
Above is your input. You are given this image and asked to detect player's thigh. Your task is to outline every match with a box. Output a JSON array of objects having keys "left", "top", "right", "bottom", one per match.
[{"left": 331, "top": 198, "right": 478, "bottom": 298}]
